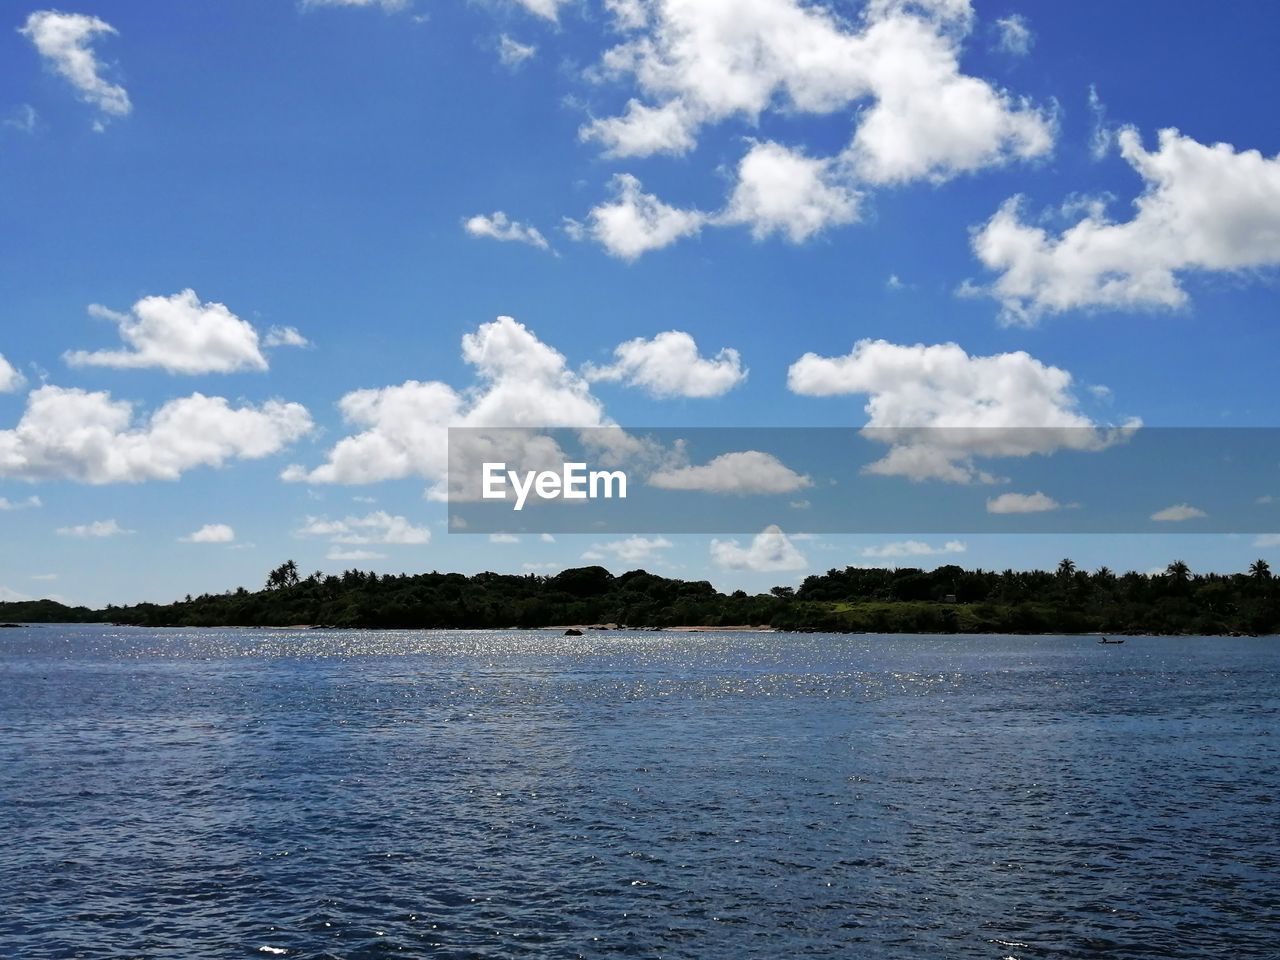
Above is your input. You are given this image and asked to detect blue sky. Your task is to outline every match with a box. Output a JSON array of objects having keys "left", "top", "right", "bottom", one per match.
[{"left": 2, "top": 0, "right": 1280, "bottom": 606}]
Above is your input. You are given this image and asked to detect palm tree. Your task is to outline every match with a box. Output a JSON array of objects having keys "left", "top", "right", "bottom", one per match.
[
  {"left": 265, "top": 559, "right": 300, "bottom": 590},
  {"left": 1094, "top": 566, "right": 1115, "bottom": 581},
  {"left": 1249, "top": 559, "right": 1272, "bottom": 581},
  {"left": 1166, "top": 560, "right": 1191, "bottom": 583},
  {"left": 1057, "top": 558, "right": 1076, "bottom": 579}
]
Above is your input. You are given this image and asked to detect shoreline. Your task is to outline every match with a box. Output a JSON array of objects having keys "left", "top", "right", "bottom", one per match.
[{"left": 6, "top": 621, "right": 1270, "bottom": 637}]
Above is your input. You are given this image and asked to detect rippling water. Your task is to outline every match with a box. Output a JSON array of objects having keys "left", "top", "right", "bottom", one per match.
[{"left": 1, "top": 626, "right": 1277, "bottom": 958}]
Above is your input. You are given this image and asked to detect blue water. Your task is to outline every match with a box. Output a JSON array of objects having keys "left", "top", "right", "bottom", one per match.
[{"left": 1, "top": 626, "right": 1277, "bottom": 959}]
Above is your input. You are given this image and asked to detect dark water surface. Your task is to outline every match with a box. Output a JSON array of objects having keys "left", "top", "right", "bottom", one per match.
[{"left": 1, "top": 626, "right": 1277, "bottom": 958}]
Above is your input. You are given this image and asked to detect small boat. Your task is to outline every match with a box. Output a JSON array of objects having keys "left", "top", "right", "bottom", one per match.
[{"left": 1098, "top": 636, "right": 1125, "bottom": 644}]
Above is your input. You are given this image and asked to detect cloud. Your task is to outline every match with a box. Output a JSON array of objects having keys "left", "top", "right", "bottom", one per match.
[
  {"left": 56, "top": 518, "right": 131, "bottom": 538},
  {"left": 860, "top": 539, "right": 966, "bottom": 558},
  {"left": 4, "top": 104, "right": 38, "bottom": 133},
  {"left": 464, "top": 211, "right": 552, "bottom": 252},
  {"left": 719, "top": 141, "right": 862, "bottom": 242},
  {"left": 1086, "top": 84, "right": 1113, "bottom": 161},
  {"left": 65, "top": 290, "right": 270, "bottom": 374},
  {"left": 19, "top": 11, "right": 131, "bottom": 121},
  {"left": 284, "top": 317, "right": 607, "bottom": 491},
  {"left": 263, "top": 326, "right": 311, "bottom": 349},
  {"left": 0, "top": 385, "right": 312, "bottom": 484},
  {"left": 297, "top": 511, "right": 431, "bottom": 544},
  {"left": 589, "top": 535, "right": 672, "bottom": 563},
  {"left": 986, "top": 491, "right": 1062, "bottom": 514},
  {"left": 498, "top": 34, "right": 536, "bottom": 68},
  {"left": 579, "top": 100, "right": 698, "bottom": 158},
  {"left": 489, "top": 533, "right": 521, "bottom": 543},
  {"left": 573, "top": 0, "right": 1054, "bottom": 260},
  {"left": 972, "top": 128, "right": 1280, "bottom": 323},
  {"left": 649, "top": 451, "right": 811, "bottom": 495},
  {"left": 571, "top": 146, "right": 862, "bottom": 256},
  {"left": 1151, "top": 503, "right": 1207, "bottom": 523},
  {"left": 327, "top": 548, "right": 387, "bottom": 561},
  {"left": 512, "top": 0, "right": 566, "bottom": 22},
  {"left": 584, "top": 331, "right": 745, "bottom": 398},
  {"left": 711, "top": 524, "right": 807, "bottom": 572},
  {"left": 300, "top": 0, "right": 409, "bottom": 10},
  {"left": 1254, "top": 534, "right": 1280, "bottom": 548},
  {"left": 994, "top": 15, "right": 1032, "bottom": 56},
  {"left": 603, "top": 0, "right": 647, "bottom": 31},
  {"left": 581, "top": 0, "right": 1053, "bottom": 183},
  {"left": 567, "top": 174, "right": 706, "bottom": 260},
  {"left": 0, "top": 354, "right": 24, "bottom": 393},
  {"left": 787, "top": 338, "right": 1138, "bottom": 482},
  {"left": 0, "top": 495, "right": 41, "bottom": 511},
  {"left": 180, "top": 523, "right": 235, "bottom": 543}
]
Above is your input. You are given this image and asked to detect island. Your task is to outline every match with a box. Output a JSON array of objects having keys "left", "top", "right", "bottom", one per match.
[{"left": 1, "top": 558, "right": 1276, "bottom": 635}]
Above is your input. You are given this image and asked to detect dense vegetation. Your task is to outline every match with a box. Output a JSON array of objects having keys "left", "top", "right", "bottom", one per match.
[{"left": 3, "top": 558, "right": 1279, "bottom": 634}]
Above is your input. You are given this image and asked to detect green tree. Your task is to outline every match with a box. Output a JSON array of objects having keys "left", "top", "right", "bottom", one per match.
[{"left": 266, "top": 560, "right": 300, "bottom": 590}]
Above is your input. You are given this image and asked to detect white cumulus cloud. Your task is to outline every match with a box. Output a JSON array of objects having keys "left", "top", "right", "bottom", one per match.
[
  {"left": 297, "top": 511, "right": 431, "bottom": 545},
  {"left": 283, "top": 317, "right": 607, "bottom": 493},
  {"left": 20, "top": 11, "right": 131, "bottom": 121},
  {"left": 719, "top": 141, "right": 861, "bottom": 242},
  {"left": 57, "top": 518, "right": 131, "bottom": 538},
  {"left": 581, "top": 0, "right": 1053, "bottom": 181},
  {"left": 589, "top": 535, "right": 673, "bottom": 564},
  {"left": 180, "top": 523, "right": 236, "bottom": 543},
  {"left": 986, "top": 491, "right": 1062, "bottom": 514},
  {"left": 580, "top": 99, "right": 698, "bottom": 158},
  {"left": 464, "top": 211, "right": 552, "bottom": 252},
  {"left": 972, "top": 128, "right": 1280, "bottom": 324},
  {"left": 584, "top": 331, "right": 745, "bottom": 398},
  {"left": 512, "top": 0, "right": 567, "bottom": 22},
  {"left": 1151, "top": 503, "right": 1207, "bottom": 523},
  {"left": 711, "top": 524, "right": 807, "bottom": 572},
  {"left": 574, "top": 0, "right": 1054, "bottom": 259},
  {"left": 861, "top": 539, "right": 966, "bottom": 558},
  {"left": 649, "top": 451, "right": 811, "bottom": 495},
  {"left": 328, "top": 548, "right": 387, "bottom": 561},
  {"left": 567, "top": 173, "right": 707, "bottom": 260},
  {"left": 0, "top": 354, "right": 24, "bottom": 393},
  {"left": 0, "top": 385, "right": 312, "bottom": 484},
  {"left": 788, "top": 339, "right": 1138, "bottom": 482},
  {"left": 65, "top": 290, "right": 270, "bottom": 374},
  {"left": 263, "top": 325, "right": 311, "bottom": 349}
]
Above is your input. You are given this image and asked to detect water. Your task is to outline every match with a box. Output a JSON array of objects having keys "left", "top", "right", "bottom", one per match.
[{"left": 1, "top": 626, "right": 1277, "bottom": 959}]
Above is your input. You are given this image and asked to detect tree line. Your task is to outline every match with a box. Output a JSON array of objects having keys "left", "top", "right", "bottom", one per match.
[{"left": 2, "top": 557, "right": 1278, "bottom": 634}]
